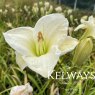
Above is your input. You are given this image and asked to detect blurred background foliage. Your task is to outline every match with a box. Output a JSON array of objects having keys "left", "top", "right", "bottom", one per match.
[{"left": 0, "top": 0, "right": 95, "bottom": 95}]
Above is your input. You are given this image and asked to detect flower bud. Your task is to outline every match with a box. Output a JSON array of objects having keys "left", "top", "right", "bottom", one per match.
[
  {"left": 67, "top": 9, "right": 73, "bottom": 15},
  {"left": 49, "top": 5, "right": 53, "bottom": 13},
  {"left": 34, "top": 3, "right": 38, "bottom": 7},
  {"left": 45, "top": 1, "right": 50, "bottom": 10},
  {"left": 39, "top": 1, "right": 43, "bottom": 6},
  {"left": 73, "top": 38, "right": 93, "bottom": 65},
  {"left": 55, "top": 6, "right": 62, "bottom": 13},
  {"left": 10, "top": 83, "right": 33, "bottom": 95},
  {"left": 11, "top": 8, "right": 15, "bottom": 12},
  {"left": 32, "top": 6, "right": 39, "bottom": 15},
  {"left": 24, "top": 5, "right": 28, "bottom": 12},
  {"left": 6, "top": 22, "right": 13, "bottom": 28},
  {"left": 0, "top": 9, "right": 2, "bottom": 13},
  {"left": 40, "top": 7, "right": 44, "bottom": 16}
]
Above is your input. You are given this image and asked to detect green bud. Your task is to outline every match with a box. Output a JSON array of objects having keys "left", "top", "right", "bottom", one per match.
[
  {"left": 40, "top": 7, "right": 44, "bottom": 16},
  {"left": 73, "top": 38, "right": 93, "bottom": 65}
]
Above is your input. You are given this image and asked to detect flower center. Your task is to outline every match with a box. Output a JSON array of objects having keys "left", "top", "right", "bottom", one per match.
[{"left": 34, "top": 32, "right": 48, "bottom": 56}]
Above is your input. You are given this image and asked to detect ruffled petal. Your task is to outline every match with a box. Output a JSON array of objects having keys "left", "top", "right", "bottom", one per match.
[
  {"left": 3, "top": 27, "right": 35, "bottom": 56},
  {"left": 56, "top": 36, "right": 78, "bottom": 55},
  {"left": 22, "top": 49, "right": 60, "bottom": 78},
  {"left": 34, "top": 14, "right": 68, "bottom": 41},
  {"left": 88, "top": 16, "right": 95, "bottom": 23}
]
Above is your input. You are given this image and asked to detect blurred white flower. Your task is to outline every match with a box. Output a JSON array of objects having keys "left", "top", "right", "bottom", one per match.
[
  {"left": 70, "top": 15, "right": 74, "bottom": 21},
  {"left": 49, "top": 5, "right": 53, "bottom": 13},
  {"left": 34, "top": 3, "right": 38, "bottom": 7},
  {"left": 55, "top": 6, "right": 62, "bottom": 13},
  {"left": 3, "top": 14, "right": 78, "bottom": 78},
  {"left": 24, "top": 5, "right": 29, "bottom": 12},
  {"left": 11, "top": 8, "right": 15, "bottom": 12},
  {"left": 75, "top": 16, "right": 95, "bottom": 39},
  {"left": 40, "top": 7, "right": 44, "bottom": 16},
  {"left": 32, "top": 3, "right": 39, "bottom": 15},
  {"left": 4, "top": 9, "right": 8, "bottom": 14},
  {"left": 67, "top": 9, "right": 73, "bottom": 14},
  {"left": 10, "top": 83, "right": 33, "bottom": 95},
  {"left": 0, "top": 9, "right": 2, "bottom": 13},
  {"left": 81, "top": 15, "right": 88, "bottom": 21},
  {"left": 19, "top": 9, "right": 23, "bottom": 12},
  {"left": 5, "top": 4, "right": 10, "bottom": 8},
  {"left": 6, "top": 22, "right": 13, "bottom": 28},
  {"left": 45, "top": 1, "right": 50, "bottom": 9},
  {"left": 32, "top": 7, "right": 38, "bottom": 14},
  {"left": 39, "top": 1, "right": 43, "bottom": 6}
]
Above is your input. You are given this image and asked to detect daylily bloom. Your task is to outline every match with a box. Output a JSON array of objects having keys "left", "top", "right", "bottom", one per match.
[
  {"left": 75, "top": 16, "right": 95, "bottom": 39},
  {"left": 10, "top": 83, "right": 33, "bottom": 95},
  {"left": 3, "top": 14, "right": 78, "bottom": 78}
]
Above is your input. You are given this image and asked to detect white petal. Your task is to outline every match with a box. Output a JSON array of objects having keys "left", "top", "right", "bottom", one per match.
[
  {"left": 88, "top": 28, "right": 95, "bottom": 39},
  {"left": 56, "top": 36, "right": 78, "bottom": 55},
  {"left": 15, "top": 52, "right": 27, "bottom": 70},
  {"left": 10, "top": 83, "right": 33, "bottom": 95},
  {"left": 22, "top": 49, "right": 60, "bottom": 78},
  {"left": 88, "top": 16, "right": 94, "bottom": 23},
  {"left": 34, "top": 13, "right": 68, "bottom": 40},
  {"left": 74, "top": 24, "right": 86, "bottom": 31},
  {"left": 3, "top": 27, "right": 34, "bottom": 56}
]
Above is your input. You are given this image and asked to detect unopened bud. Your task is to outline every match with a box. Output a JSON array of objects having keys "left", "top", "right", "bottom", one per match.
[
  {"left": 73, "top": 38, "right": 93, "bottom": 65},
  {"left": 40, "top": 7, "right": 44, "bottom": 16},
  {"left": 45, "top": 1, "right": 50, "bottom": 10},
  {"left": 49, "top": 5, "right": 53, "bottom": 13},
  {"left": 55, "top": 6, "right": 62, "bottom": 13},
  {"left": 39, "top": 1, "right": 43, "bottom": 6}
]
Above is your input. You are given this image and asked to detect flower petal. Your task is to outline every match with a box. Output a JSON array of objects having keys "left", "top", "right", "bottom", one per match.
[
  {"left": 15, "top": 52, "right": 27, "bottom": 70},
  {"left": 56, "top": 36, "right": 78, "bottom": 55},
  {"left": 34, "top": 14, "right": 68, "bottom": 40},
  {"left": 88, "top": 16, "right": 95, "bottom": 23},
  {"left": 22, "top": 49, "right": 59, "bottom": 78},
  {"left": 10, "top": 83, "right": 33, "bottom": 95},
  {"left": 74, "top": 24, "right": 86, "bottom": 31},
  {"left": 3, "top": 27, "right": 34, "bottom": 56}
]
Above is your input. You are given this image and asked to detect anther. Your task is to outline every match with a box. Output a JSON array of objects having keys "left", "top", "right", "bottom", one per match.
[{"left": 38, "top": 32, "right": 44, "bottom": 42}]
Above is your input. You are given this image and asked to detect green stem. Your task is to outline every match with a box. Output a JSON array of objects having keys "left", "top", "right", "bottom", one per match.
[{"left": 0, "top": 88, "right": 12, "bottom": 94}]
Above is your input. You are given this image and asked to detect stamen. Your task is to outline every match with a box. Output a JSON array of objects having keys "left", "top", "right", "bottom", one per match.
[
  {"left": 38, "top": 32, "right": 44, "bottom": 42},
  {"left": 35, "top": 31, "right": 48, "bottom": 56}
]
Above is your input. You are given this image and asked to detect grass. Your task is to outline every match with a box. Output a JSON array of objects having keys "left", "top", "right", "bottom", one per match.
[{"left": 0, "top": 0, "right": 95, "bottom": 95}]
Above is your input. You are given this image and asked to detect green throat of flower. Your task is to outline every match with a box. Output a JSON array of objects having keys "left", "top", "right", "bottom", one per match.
[{"left": 34, "top": 32, "right": 49, "bottom": 56}]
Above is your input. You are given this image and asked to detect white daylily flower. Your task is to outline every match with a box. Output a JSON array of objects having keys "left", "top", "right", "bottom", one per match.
[
  {"left": 3, "top": 14, "right": 78, "bottom": 78},
  {"left": 75, "top": 16, "right": 95, "bottom": 39},
  {"left": 10, "top": 83, "right": 33, "bottom": 95}
]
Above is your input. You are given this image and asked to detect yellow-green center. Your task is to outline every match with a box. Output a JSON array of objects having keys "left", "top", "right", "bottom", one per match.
[{"left": 33, "top": 32, "right": 49, "bottom": 56}]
